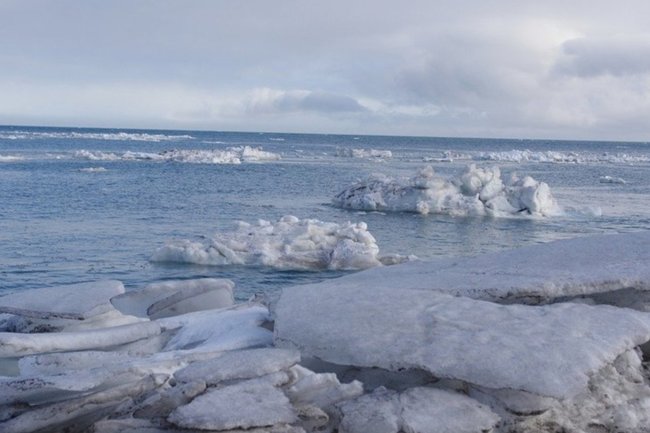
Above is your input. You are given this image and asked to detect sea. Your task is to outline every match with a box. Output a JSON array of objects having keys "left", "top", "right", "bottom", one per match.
[{"left": 1, "top": 125, "right": 649, "bottom": 301}]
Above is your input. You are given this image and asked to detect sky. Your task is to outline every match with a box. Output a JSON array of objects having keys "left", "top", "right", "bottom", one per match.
[{"left": 1, "top": 0, "right": 650, "bottom": 141}]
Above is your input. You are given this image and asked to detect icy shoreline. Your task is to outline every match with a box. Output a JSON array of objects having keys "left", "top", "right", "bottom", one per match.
[{"left": 2, "top": 232, "right": 650, "bottom": 432}]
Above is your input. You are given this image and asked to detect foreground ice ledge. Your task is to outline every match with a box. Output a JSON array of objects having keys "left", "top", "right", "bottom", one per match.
[{"left": 285, "top": 231, "right": 650, "bottom": 306}]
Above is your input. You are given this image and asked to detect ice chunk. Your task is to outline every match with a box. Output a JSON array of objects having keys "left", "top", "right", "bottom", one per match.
[
  {"left": 151, "top": 216, "right": 397, "bottom": 271},
  {"left": 110, "top": 278, "right": 234, "bottom": 319},
  {"left": 133, "top": 380, "right": 207, "bottom": 419},
  {"left": 174, "top": 347, "right": 299, "bottom": 384},
  {"left": 288, "top": 231, "right": 650, "bottom": 306},
  {"left": 600, "top": 175, "right": 627, "bottom": 184},
  {"left": 158, "top": 305, "right": 272, "bottom": 353},
  {"left": 0, "top": 280, "right": 124, "bottom": 320},
  {"left": 275, "top": 279, "right": 650, "bottom": 399},
  {"left": 335, "top": 147, "right": 393, "bottom": 159},
  {"left": 338, "top": 387, "right": 401, "bottom": 433},
  {"left": 167, "top": 378, "right": 296, "bottom": 430},
  {"left": 285, "top": 369, "right": 363, "bottom": 409},
  {"left": 338, "top": 387, "right": 499, "bottom": 433},
  {"left": 0, "top": 321, "right": 161, "bottom": 357},
  {"left": 333, "top": 164, "right": 561, "bottom": 217}
]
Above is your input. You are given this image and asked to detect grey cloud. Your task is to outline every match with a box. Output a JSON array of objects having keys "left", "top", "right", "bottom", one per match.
[
  {"left": 555, "top": 37, "right": 650, "bottom": 77},
  {"left": 248, "top": 90, "right": 366, "bottom": 115}
]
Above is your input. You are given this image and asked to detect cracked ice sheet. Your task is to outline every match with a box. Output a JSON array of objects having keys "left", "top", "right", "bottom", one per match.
[
  {"left": 284, "top": 231, "right": 650, "bottom": 304},
  {"left": 275, "top": 282, "right": 650, "bottom": 399}
]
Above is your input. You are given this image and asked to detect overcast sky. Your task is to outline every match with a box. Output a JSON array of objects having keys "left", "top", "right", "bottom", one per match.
[{"left": 2, "top": 0, "right": 650, "bottom": 140}]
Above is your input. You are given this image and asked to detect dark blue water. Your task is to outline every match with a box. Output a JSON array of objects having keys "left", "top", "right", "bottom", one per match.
[{"left": 2, "top": 125, "right": 649, "bottom": 300}]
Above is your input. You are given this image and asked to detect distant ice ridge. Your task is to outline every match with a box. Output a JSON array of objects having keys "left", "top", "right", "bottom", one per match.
[
  {"left": 0, "top": 154, "right": 24, "bottom": 162},
  {"left": 152, "top": 215, "right": 412, "bottom": 271},
  {"left": 0, "top": 130, "right": 193, "bottom": 142},
  {"left": 335, "top": 147, "right": 393, "bottom": 160},
  {"left": 74, "top": 146, "right": 281, "bottom": 164},
  {"left": 474, "top": 149, "right": 650, "bottom": 164},
  {"left": 334, "top": 164, "right": 561, "bottom": 217}
]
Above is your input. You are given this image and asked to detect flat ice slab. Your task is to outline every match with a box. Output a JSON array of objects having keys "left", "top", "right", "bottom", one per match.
[
  {"left": 0, "top": 280, "right": 124, "bottom": 320},
  {"left": 275, "top": 276, "right": 650, "bottom": 399},
  {"left": 168, "top": 378, "right": 296, "bottom": 430},
  {"left": 289, "top": 231, "right": 650, "bottom": 304}
]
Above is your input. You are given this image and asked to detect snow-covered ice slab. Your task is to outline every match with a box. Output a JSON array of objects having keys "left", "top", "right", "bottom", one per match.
[
  {"left": 110, "top": 278, "right": 234, "bottom": 319},
  {"left": 333, "top": 164, "right": 560, "bottom": 217},
  {"left": 0, "top": 280, "right": 124, "bottom": 320},
  {"left": 174, "top": 348, "right": 300, "bottom": 384},
  {"left": 151, "top": 215, "right": 404, "bottom": 271},
  {"left": 168, "top": 377, "right": 296, "bottom": 430},
  {"left": 275, "top": 281, "right": 650, "bottom": 399},
  {"left": 290, "top": 231, "right": 650, "bottom": 305}
]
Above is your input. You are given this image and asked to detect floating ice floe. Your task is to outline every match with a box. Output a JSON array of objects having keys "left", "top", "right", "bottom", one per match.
[
  {"left": 600, "top": 175, "right": 627, "bottom": 184},
  {"left": 335, "top": 147, "right": 393, "bottom": 160},
  {"left": 151, "top": 215, "right": 411, "bottom": 271},
  {"left": 74, "top": 145, "right": 281, "bottom": 164},
  {"left": 334, "top": 164, "right": 561, "bottom": 217},
  {"left": 78, "top": 166, "right": 108, "bottom": 173}
]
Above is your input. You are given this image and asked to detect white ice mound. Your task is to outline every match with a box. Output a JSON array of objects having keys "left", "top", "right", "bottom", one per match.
[
  {"left": 74, "top": 145, "right": 280, "bottom": 164},
  {"left": 336, "top": 147, "right": 393, "bottom": 159},
  {"left": 274, "top": 281, "right": 650, "bottom": 399},
  {"left": 333, "top": 164, "right": 561, "bottom": 217},
  {"left": 297, "top": 231, "right": 650, "bottom": 306},
  {"left": 151, "top": 215, "right": 406, "bottom": 271},
  {"left": 0, "top": 154, "right": 24, "bottom": 162}
]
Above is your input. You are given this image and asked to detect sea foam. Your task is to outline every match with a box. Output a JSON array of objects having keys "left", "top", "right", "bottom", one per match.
[
  {"left": 333, "top": 164, "right": 561, "bottom": 217},
  {"left": 151, "top": 216, "right": 410, "bottom": 271},
  {"left": 0, "top": 130, "right": 193, "bottom": 142}
]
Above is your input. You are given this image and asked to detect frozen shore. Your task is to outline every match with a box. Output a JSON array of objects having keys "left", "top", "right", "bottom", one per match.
[{"left": 1, "top": 231, "right": 650, "bottom": 432}]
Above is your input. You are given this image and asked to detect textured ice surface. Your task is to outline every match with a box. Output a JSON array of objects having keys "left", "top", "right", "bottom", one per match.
[
  {"left": 333, "top": 165, "right": 560, "bottom": 217},
  {"left": 275, "top": 281, "right": 650, "bottom": 399},
  {"left": 0, "top": 280, "right": 124, "bottom": 320},
  {"left": 168, "top": 378, "right": 296, "bottom": 430},
  {"left": 110, "top": 278, "right": 234, "bottom": 319},
  {"left": 289, "top": 231, "right": 650, "bottom": 305},
  {"left": 151, "top": 215, "right": 399, "bottom": 270},
  {"left": 338, "top": 386, "right": 499, "bottom": 433},
  {"left": 174, "top": 348, "right": 299, "bottom": 384}
]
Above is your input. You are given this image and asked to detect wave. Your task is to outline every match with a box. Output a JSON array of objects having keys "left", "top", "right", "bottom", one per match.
[
  {"left": 0, "top": 130, "right": 194, "bottom": 142},
  {"left": 333, "top": 164, "right": 561, "bottom": 218},
  {"left": 74, "top": 146, "right": 281, "bottom": 164},
  {"left": 151, "top": 215, "right": 413, "bottom": 271}
]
